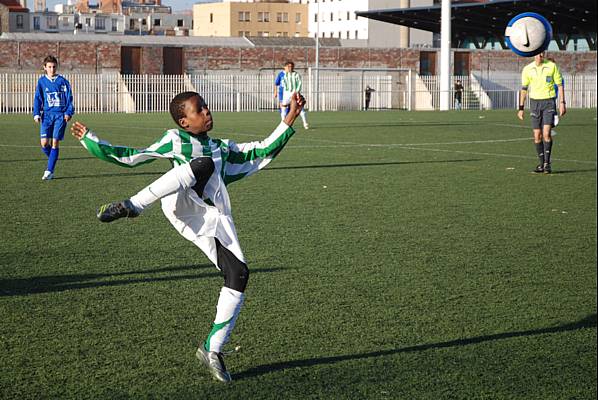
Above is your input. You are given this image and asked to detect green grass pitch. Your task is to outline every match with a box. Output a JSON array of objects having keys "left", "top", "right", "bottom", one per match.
[{"left": 1, "top": 109, "right": 596, "bottom": 399}]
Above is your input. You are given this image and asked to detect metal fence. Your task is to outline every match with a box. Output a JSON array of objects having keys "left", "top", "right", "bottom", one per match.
[{"left": 1, "top": 70, "right": 595, "bottom": 114}]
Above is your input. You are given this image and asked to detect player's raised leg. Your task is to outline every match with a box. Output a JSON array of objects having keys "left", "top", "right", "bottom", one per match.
[{"left": 97, "top": 157, "right": 214, "bottom": 222}]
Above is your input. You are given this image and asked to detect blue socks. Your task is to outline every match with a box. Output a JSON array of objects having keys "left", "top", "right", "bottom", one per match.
[
  {"left": 41, "top": 145, "right": 51, "bottom": 158},
  {"left": 47, "top": 147, "right": 60, "bottom": 173}
]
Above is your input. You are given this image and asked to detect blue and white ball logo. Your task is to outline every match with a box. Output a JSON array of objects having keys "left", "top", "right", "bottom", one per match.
[{"left": 505, "top": 12, "right": 552, "bottom": 57}]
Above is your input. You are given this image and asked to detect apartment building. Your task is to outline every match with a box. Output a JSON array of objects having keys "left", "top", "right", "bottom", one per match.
[
  {"left": 193, "top": 0, "right": 308, "bottom": 38},
  {"left": 0, "top": 0, "right": 30, "bottom": 33},
  {"left": 300, "top": 0, "right": 434, "bottom": 47}
]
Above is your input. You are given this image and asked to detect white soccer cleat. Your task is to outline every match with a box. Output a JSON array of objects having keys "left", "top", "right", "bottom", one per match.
[
  {"left": 42, "top": 171, "right": 53, "bottom": 180},
  {"left": 303, "top": 123, "right": 309, "bottom": 130}
]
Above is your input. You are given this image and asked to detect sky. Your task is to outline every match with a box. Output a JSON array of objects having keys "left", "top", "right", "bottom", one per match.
[{"left": 42, "top": 0, "right": 216, "bottom": 12}]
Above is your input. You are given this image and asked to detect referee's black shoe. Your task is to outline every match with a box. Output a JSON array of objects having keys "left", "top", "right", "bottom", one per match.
[
  {"left": 532, "top": 164, "right": 544, "bottom": 173},
  {"left": 543, "top": 163, "right": 552, "bottom": 174},
  {"left": 97, "top": 200, "right": 140, "bottom": 222}
]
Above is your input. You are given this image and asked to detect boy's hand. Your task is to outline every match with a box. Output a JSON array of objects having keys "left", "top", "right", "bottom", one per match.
[
  {"left": 71, "top": 121, "right": 89, "bottom": 140},
  {"left": 33, "top": 116, "right": 41, "bottom": 124},
  {"left": 283, "top": 93, "right": 306, "bottom": 127}
]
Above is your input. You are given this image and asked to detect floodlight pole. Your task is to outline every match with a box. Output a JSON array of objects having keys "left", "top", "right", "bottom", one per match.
[{"left": 439, "top": 0, "right": 451, "bottom": 111}]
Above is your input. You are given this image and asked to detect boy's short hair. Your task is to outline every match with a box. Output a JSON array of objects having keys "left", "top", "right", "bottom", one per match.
[
  {"left": 285, "top": 60, "right": 294, "bottom": 67},
  {"left": 170, "top": 91, "right": 200, "bottom": 128},
  {"left": 43, "top": 55, "right": 58, "bottom": 65}
]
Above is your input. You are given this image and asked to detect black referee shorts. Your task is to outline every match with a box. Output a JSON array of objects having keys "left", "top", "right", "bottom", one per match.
[{"left": 530, "top": 98, "right": 557, "bottom": 130}]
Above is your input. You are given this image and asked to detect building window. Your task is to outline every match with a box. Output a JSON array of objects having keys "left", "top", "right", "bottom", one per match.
[
  {"left": 355, "top": 30, "right": 358, "bottom": 39},
  {"left": 347, "top": 11, "right": 350, "bottom": 20},
  {"left": 210, "top": 13, "right": 213, "bottom": 23},
  {"left": 238, "top": 11, "right": 250, "bottom": 22},
  {"left": 258, "top": 12, "right": 270, "bottom": 22},
  {"left": 61, "top": 16, "right": 69, "bottom": 28},
  {"left": 96, "top": 17, "right": 106, "bottom": 30},
  {"left": 295, "top": 32, "right": 300, "bottom": 37},
  {"left": 16, "top": 14, "right": 24, "bottom": 29},
  {"left": 346, "top": 31, "right": 349, "bottom": 39},
  {"left": 33, "top": 16, "right": 40, "bottom": 30},
  {"left": 276, "top": 12, "right": 288, "bottom": 23},
  {"left": 258, "top": 31, "right": 269, "bottom": 37},
  {"left": 283, "top": 32, "right": 288, "bottom": 37},
  {"left": 330, "top": 12, "right": 333, "bottom": 21},
  {"left": 47, "top": 15, "right": 58, "bottom": 29},
  {"left": 154, "top": 18, "right": 161, "bottom": 26},
  {"left": 112, "top": 18, "right": 118, "bottom": 31},
  {"left": 295, "top": 13, "right": 301, "bottom": 23},
  {"left": 314, "top": 14, "right": 317, "bottom": 23},
  {"left": 177, "top": 19, "right": 184, "bottom": 27},
  {"left": 276, "top": 31, "right": 282, "bottom": 37}
]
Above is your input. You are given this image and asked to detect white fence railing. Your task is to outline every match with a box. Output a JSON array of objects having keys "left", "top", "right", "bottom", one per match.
[{"left": 1, "top": 71, "right": 595, "bottom": 114}]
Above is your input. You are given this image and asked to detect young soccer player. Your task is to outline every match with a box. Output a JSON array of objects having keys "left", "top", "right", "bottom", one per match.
[
  {"left": 274, "top": 68, "right": 289, "bottom": 119},
  {"left": 71, "top": 91, "right": 305, "bottom": 383},
  {"left": 33, "top": 55, "right": 74, "bottom": 180},
  {"left": 280, "top": 61, "right": 309, "bottom": 129}
]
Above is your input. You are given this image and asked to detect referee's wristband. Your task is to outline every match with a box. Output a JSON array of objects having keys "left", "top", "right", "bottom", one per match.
[{"left": 518, "top": 105, "right": 524, "bottom": 111}]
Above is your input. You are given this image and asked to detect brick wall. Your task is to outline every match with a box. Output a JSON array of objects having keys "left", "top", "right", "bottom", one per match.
[{"left": 0, "top": 39, "right": 595, "bottom": 75}]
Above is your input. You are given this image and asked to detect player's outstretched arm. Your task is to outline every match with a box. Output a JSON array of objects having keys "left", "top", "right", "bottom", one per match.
[{"left": 283, "top": 93, "right": 306, "bottom": 127}]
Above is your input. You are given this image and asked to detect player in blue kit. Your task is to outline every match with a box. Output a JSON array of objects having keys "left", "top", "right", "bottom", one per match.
[
  {"left": 274, "top": 68, "right": 287, "bottom": 119},
  {"left": 33, "top": 55, "right": 74, "bottom": 180}
]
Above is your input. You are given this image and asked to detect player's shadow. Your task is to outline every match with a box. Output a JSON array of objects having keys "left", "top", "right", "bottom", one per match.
[
  {"left": 542, "top": 168, "right": 597, "bottom": 175},
  {"left": 0, "top": 264, "right": 281, "bottom": 296},
  {"left": 267, "top": 158, "right": 482, "bottom": 171},
  {"left": 234, "top": 313, "right": 597, "bottom": 381},
  {"left": 51, "top": 171, "right": 165, "bottom": 180}
]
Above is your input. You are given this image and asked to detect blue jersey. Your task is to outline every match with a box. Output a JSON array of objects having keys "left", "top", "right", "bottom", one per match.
[
  {"left": 274, "top": 71, "right": 285, "bottom": 100},
  {"left": 33, "top": 75, "right": 74, "bottom": 117}
]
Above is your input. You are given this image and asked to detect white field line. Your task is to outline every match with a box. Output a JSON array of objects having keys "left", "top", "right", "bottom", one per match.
[{"left": 3, "top": 138, "right": 595, "bottom": 165}]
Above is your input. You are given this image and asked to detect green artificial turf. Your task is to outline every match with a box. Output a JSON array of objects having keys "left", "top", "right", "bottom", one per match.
[{"left": 1, "top": 109, "right": 596, "bottom": 399}]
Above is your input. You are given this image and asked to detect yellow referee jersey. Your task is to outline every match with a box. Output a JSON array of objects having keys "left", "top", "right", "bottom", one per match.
[{"left": 521, "top": 60, "right": 563, "bottom": 100}]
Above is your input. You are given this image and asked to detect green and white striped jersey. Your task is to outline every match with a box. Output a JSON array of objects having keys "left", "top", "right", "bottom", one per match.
[
  {"left": 80, "top": 121, "right": 295, "bottom": 187},
  {"left": 282, "top": 71, "right": 302, "bottom": 93},
  {"left": 79, "top": 121, "right": 296, "bottom": 265}
]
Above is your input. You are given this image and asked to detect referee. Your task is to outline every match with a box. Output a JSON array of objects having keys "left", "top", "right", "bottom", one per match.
[{"left": 517, "top": 51, "right": 566, "bottom": 174}]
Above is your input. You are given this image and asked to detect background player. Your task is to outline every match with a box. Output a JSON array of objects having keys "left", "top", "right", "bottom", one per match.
[
  {"left": 33, "top": 55, "right": 74, "bottom": 180},
  {"left": 280, "top": 61, "right": 309, "bottom": 130}
]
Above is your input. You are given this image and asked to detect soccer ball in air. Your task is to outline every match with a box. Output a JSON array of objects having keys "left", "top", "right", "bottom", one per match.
[{"left": 505, "top": 12, "right": 552, "bottom": 57}]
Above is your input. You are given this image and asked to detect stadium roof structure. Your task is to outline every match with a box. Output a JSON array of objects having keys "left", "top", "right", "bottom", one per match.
[{"left": 355, "top": 0, "right": 597, "bottom": 50}]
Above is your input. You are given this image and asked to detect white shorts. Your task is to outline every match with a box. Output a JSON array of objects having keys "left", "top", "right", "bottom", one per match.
[{"left": 280, "top": 91, "right": 295, "bottom": 106}]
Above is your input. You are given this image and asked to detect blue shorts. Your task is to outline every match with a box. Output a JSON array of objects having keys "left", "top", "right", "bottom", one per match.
[{"left": 40, "top": 113, "right": 67, "bottom": 141}]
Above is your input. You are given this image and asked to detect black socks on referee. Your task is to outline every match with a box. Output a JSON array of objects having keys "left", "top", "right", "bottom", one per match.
[
  {"left": 543, "top": 140, "right": 553, "bottom": 165},
  {"left": 535, "top": 142, "right": 545, "bottom": 165},
  {"left": 535, "top": 141, "right": 554, "bottom": 166}
]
